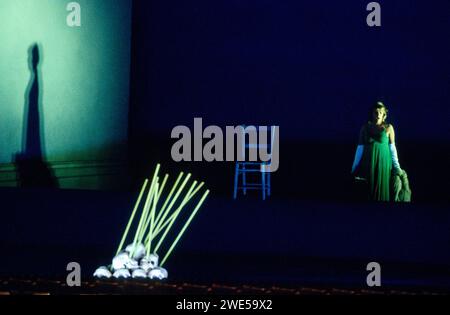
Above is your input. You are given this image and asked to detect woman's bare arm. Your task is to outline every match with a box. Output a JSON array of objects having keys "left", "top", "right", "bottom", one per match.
[{"left": 388, "top": 124, "right": 395, "bottom": 144}]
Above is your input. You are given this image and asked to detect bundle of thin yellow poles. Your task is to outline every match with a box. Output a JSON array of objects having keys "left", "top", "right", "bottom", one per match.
[{"left": 115, "top": 164, "right": 210, "bottom": 267}]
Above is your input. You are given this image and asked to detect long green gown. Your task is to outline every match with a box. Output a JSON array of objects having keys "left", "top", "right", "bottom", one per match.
[{"left": 356, "top": 125, "right": 392, "bottom": 201}]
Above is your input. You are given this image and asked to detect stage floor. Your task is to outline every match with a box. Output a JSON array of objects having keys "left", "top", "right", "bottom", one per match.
[
  {"left": 1, "top": 187, "right": 449, "bottom": 293},
  {"left": 0, "top": 277, "right": 446, "bottom": 295}
]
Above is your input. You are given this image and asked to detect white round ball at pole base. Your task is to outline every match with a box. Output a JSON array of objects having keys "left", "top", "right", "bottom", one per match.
[
  {"left": 140, "top": 253, "right": 159, "bottom": 272},
  {"left": 126, "top": 243, "right": 146, "bottom": 260},
  {"left": 149, "top": 253, "right": 159, "bottom": 268},
  {"left": 113, "top": 269, "right": 132, "bottom": 279},
  {"left": 112, "top": 251, "right": 131, "bottom": 271},
  {"left": 93, "top": 266, "right": 112, "bottom": 279},
  {"left": 132, "top": 269, "right": 148, "bottom": 279},
  {"left": 125, "top": 259, "right": 140, "bottom": 270},
  {"left": 140, "top": 257, "right": 152, "bottom": 272},
  {"left": 148, "top": 267, "right": 168, "bottom": 280}
]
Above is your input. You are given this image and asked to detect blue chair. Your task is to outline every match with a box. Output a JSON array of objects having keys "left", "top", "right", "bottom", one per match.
[{"left": 233, "top": 126, "right": 276, "bottom": 200}]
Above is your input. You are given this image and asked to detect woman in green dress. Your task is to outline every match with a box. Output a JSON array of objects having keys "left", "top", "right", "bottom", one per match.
[{"left": 351, "top": 102, "right": 403, "bottom": 201}]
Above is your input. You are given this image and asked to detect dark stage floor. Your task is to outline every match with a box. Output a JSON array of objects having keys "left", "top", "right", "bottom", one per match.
[{"left": 1, "top": 187, "right": 449, "bottom": 293}]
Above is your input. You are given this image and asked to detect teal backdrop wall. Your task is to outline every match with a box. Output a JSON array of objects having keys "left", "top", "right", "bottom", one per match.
[{"left": 0, "top": 0, "right": 132, "bottom": 189}]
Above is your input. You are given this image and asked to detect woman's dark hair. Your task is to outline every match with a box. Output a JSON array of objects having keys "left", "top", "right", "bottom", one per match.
[{"left": 368, "top": 101, "right": 389, "bottom": 123}]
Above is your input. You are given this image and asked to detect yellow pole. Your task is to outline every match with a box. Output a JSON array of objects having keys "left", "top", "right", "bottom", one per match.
[
  {"left": 160, "top": 190, "right": 210, "bottom": 267},
  {"left": 138, "top": 174, "right": 168, "bottom": 243},
  {"left": 115, "top": 178, "right": 148, "bottom": 255},
  {"left": 153, "top": 182, "right": 204, "bottom": 240},
  {"left": 129, "top": 164, "right": 160, "bottom": 258},
  {"left": 144, "top": 173, "right": 191, "bottom": 245}
]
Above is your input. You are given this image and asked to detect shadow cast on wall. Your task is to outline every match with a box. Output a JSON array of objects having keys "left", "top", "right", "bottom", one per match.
[{"left": 14, "top": 43, "right": 58, "bottom": 188}]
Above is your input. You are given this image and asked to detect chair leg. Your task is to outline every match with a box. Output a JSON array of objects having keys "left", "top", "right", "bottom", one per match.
[
  {"left": 233, "top": 163, "right": 239, "bottom": 199},
  {"left": 243, "top": 164, "right": 247, "bottom": 195},
  {"left": 262, "top": 170, "right": 266, "bottom": 201}
]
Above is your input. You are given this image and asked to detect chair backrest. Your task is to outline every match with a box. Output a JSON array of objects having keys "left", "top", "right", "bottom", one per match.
[{"left": 238, "top": 125, "right": 277, "bottom": 162}]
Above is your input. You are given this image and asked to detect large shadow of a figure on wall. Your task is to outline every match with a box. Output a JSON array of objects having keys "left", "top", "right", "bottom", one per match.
[{"left": 14, "top": 43, "right": 58, "bottom": 188}]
